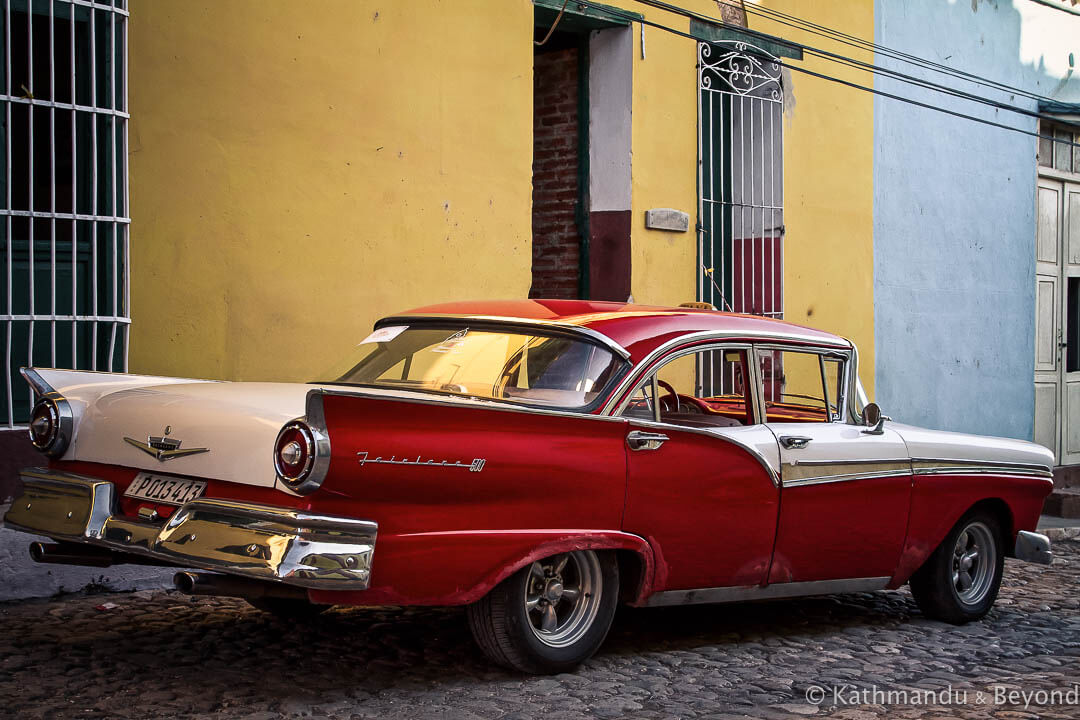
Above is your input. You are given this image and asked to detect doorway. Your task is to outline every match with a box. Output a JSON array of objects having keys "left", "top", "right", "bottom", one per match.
[{"left": 1034, "top": 175, "right": 1080, "bottom": 464}]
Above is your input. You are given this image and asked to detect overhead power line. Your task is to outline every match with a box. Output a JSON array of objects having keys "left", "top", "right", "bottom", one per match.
[
  {"left": 622, "top": 0, "right": 1067, "bottom": 120},
  {"left": 740, "top": 2, "right": 1064, "bottom": 105},
  {"left": 566, "top": 0, "right": 1080, "bottom": 150}
]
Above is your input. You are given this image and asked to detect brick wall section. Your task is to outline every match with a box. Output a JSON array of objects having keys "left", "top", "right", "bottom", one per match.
[{"left": 530, "top": 47, "right": 580, "bottom": 299}]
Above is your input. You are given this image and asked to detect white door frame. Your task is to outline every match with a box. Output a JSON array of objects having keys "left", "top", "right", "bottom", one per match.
[{"left": 1035, "top": 171, "right": 1080, "bottom": 465}]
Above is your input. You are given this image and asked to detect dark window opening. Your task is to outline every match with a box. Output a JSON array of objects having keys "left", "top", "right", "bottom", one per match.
[
  {"left": 530, "top": 25, "right": 586, "bottom": 300},
  {"left": 1068, "top": 277, "right": 1080, "bottom": 372}
]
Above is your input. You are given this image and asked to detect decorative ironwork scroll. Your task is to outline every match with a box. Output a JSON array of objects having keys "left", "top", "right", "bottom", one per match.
[{"left": 699, "top": 41, "right": 782, "bottom": 100}]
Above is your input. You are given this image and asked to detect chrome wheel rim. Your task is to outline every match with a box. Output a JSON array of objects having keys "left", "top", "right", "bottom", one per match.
[
  {"left": 951, "top": 521, "right": 996, "bottom": 606},
  {"left": 524, "top": 550, "right": 602, "bottom": 648}
]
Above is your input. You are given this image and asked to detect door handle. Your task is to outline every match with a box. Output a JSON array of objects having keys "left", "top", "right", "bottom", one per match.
[
  {"left": 779, "top": 435, "right": 812, "bottom": 450},
  {"left": 627, "top": 430, "right": 669, "bottom": 451}
]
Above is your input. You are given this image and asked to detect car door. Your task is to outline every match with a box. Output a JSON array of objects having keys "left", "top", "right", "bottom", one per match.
[
  {"left": 756, "top": 345, "right": 913, "bottom": 584},
  {"left": 619, "top": 344, "right": 781, "bottom": 591}
]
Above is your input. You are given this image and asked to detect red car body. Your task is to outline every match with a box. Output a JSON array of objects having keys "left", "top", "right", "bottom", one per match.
[{"left": 5, "top": 300, "right": 1055, "bottom": 670}]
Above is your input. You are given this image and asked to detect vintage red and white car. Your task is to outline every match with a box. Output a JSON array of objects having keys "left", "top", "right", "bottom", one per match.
[{"left": 5, "top": 300, "right": 1055, "bottom": 673}]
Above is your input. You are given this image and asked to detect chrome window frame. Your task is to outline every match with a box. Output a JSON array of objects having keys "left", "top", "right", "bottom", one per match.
[
  {"left": 322, "top": 318, "right": 633, "bottom": 416},
  {"left": 751, "top": 343, "right": 852, "bottom": 425},
  {"left": 377, "top": 314, "right": 631, "bottom": 361},
  {"left": 611, "top": 342, "right": 761, "bottom": 425},
  {"left": 600, "top": 330, "right": 852, "bottom": 419}
]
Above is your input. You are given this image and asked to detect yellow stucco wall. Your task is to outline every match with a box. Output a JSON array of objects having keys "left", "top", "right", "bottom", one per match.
[
  {"left": 621, "top": 0, "right": 875, "bottom": 395},
  {"left": 128, "top": 0, "right": 874, "bottom": 391},
  {"left": 753, "top": 0, "right": 876, "bottom": 395},
  {"left": 127, "top": 0, "right": 534, "bottom": 381}
]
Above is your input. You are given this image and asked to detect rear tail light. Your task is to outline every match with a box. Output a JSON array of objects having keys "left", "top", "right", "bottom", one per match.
[
  {"left": 274, "top": 421, "right": 317, "bottom": 488},
  {"left": 28, "top": 395, "right": 72, "bottom": 457}
]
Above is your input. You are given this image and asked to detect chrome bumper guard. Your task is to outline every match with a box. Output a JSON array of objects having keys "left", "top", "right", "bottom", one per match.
[
  {"left": 3, "top": 468, "right": 377, "bottom": 590},
  {"left": 1014, "top": 530, "right": 1052, "bottom": 565}
]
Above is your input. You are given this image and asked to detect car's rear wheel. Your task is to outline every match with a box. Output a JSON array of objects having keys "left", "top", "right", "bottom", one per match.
[
  {"left": 466, "top": 549, "right": 618, "bottom": 674},
  {"left": 909, "top": 509, "right": 1004, "bottom": 624},
  {"left": 246, "top": 597, "right": 330, "bottom": 620}
]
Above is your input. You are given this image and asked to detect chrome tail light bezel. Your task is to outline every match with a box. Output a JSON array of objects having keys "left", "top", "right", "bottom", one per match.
[
  {"left": 274, "top": 392, "right": 332, "bottom": 495},
  {"left": 28, "top": 393, "right": 73, "bottom": 457}
]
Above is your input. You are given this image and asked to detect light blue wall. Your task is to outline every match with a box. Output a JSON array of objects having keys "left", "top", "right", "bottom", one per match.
[{"left": 874, "top": 0, "right": 1080, "bottom": 440}]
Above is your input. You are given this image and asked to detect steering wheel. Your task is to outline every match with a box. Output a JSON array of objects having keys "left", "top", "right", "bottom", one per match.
[{"left": 657, "top": 379, "right": 681, "bottom": 414}]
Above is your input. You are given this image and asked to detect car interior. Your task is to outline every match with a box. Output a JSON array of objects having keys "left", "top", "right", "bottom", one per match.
[{"left": 623, "top": 346, "right": 842, "bottom": 427}]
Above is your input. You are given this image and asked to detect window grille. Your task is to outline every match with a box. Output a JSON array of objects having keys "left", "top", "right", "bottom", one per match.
[
  {"left": 697, "top": 40, "right": 784, "bottom": 400},
  {"left": 697, "top": 40, "right": 784, "bottom": 319},
  {"left": 1, "top": 0, "right": 128, "bottom": 428},
  {"left": 1039, "top": 121, "right": 1080, "bottom": 174}
]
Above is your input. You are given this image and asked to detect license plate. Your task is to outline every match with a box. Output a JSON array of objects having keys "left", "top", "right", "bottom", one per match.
[{"left": 125, "top": 472, "right": 207, "bottom": 505}]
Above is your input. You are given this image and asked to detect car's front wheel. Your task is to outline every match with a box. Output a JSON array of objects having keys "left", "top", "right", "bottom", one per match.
[
  {"left": 467, "top": 549, "right": 619, "bottom": 673},
  {"left": 909, "top": 509, "right": 1004, "bottom": 624}
]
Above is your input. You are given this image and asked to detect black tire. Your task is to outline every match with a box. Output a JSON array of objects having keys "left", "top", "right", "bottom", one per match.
[
  {"left": 909, "top": 509, "right": 1004, "bottom": 624},
  {"left": 466, "top": 549, "right": 619, "bottom": 674},
  {"left": 246, "top": 597, "right": 330, "bottom": 620}
]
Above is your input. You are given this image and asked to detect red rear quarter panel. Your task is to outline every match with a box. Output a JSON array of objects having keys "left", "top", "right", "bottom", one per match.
[{"left": 307, "top": 393, "right": 641, "bottom": 606}]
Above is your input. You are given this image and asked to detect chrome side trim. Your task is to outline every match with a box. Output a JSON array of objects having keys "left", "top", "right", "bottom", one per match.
[
  {"left": 1014, "top": 530, "right": 1052, "bottom": 565},
  {"left": 377, "top": 314, "right": 632, "bottom": 360},
  {"left": 645, "top": 576, "right": 891, "bottom": 607},
  {"left": 3, "top": 468, "right": 377, "bottom": 590},
  {"left": 911, "top": 457, "right": 1053, "bottom": 479},
  {"left": 784, "top": 469, "right": 912, "bottom": 488},
  {"left": 783, "top": 458, "right": 913, "bottom": 488},
  {"left": 600, "top": 331, "right": 852, "bottom": 416}
]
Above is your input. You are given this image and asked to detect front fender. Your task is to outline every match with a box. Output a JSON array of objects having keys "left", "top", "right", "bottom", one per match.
[
  {"left": 888, "top": 473, "right": 1050, "bottom": 588},
  {"left": 307, "top": 529, "right": 655, "bottom": 607}
]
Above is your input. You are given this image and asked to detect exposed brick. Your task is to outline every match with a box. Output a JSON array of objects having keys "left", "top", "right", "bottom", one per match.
[{"left": 531, "top": 46, "right": 580, "bottom": 301}]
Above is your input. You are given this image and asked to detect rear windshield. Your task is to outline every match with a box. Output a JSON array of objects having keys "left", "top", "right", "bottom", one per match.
[{"left": 317, "top": 324, "right": 626, "bottom": 410}]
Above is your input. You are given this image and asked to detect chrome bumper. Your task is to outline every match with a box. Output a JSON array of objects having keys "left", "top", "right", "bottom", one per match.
[
  {"left": 3, "top": 468, "right": 377, "bottom": 590},
  {"left": 1014, "top": 530, "right": 1052, "bottom": 565}
]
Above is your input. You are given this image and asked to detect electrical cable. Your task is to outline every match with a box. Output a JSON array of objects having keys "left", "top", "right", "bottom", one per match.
[
  {"left": 568, "top": 0, "right": 1080, "bottom": 150},
  {"left": 628, "top": 0, "right": 1065, "bottom": 118},
  {"left": 736, "top": 1, "right": 1067, "bottom": 105}
]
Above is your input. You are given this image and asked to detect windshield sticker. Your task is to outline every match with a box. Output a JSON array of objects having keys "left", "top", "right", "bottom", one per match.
[
  {"left": 433, "top": 328, "right": 469, "bottom": 354},
  {"left": 360, "top": 326, "right": 408, "bottom": 345}
]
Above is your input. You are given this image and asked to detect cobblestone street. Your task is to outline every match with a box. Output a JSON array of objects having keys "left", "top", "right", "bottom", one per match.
[{"left": 2, "top": 540, "right": 1078, "bottom": 719}]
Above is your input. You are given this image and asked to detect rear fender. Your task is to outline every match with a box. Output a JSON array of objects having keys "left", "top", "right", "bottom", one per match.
[{"left": 308, "top": 529, "right": 655, "bottom": 607}]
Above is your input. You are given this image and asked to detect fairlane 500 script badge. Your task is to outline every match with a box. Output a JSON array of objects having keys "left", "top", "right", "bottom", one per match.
[
  {"left": 123, "top": 426, "right": 210, "bottom": 462},
  {"left": 357, "top": 451, "right": 486, "bottom": 473}
]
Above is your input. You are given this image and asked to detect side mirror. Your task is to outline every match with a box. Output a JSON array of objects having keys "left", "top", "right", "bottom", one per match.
[{"left": 862, "top": 402, "right": 888, "bottom": 435}]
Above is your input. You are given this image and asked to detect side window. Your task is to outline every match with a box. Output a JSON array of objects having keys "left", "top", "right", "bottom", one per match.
[
  {"left": 621, "top": 346, "right": 754, "bottom": 428},
  {"left": 623, "top": 380, "right": 657, "bottom": 421},
  {"left": 757, "top": 348, "right": 845, "bottom": 423}
]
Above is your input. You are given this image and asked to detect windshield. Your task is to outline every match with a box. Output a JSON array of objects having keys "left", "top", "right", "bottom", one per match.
[{"left": 317, "top": 324, "right": 626, "bottom": 410}]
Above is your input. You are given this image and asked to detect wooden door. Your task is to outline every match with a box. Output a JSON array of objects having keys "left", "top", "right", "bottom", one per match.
[
  {"left": 1060, "top": 180, "right": 1080, "bottom": 465},
  {"left": 1035, "top": 176, "right": 1080, "bottom": 465},
  {"left": 1035, "top": 177, "right": 1062, "bottom": 459}
]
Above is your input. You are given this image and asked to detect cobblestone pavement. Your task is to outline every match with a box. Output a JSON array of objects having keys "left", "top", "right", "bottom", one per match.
[{"left": 3, "top": 541, "right": 1079, "bottom": 720}]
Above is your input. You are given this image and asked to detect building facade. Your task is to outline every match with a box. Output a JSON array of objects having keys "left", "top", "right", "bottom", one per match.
[
  {"left": 1, "top": 0, "right": 1078, "bottom": 508},
  {"left": 872, "top": 0, "right": 1080, "bottom": 466}
]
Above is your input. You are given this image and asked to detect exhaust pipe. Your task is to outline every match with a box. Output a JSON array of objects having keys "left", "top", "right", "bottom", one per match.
[
  {"left": 30, "top": 541, "right": 115, "bottom": 568},
  {"left": 29, "top": 541, "right": 175, "bottom": 568},
  {"left": 173, "top": 571, "right": 308, "bottom": 601}
]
